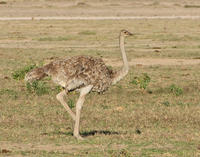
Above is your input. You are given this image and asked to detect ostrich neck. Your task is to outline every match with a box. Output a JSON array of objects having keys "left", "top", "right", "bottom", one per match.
[
  {"left": 112, "top": 35, "right": 129, "bottom": 85},
  {"left": 120, "top": 35, "right": 129, "bottom": 71}
]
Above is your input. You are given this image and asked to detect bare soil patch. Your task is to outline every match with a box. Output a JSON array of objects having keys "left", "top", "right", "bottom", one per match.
[
  {"left": 1, "top": 0, "right": 200, "bottom": 17},
  {"left": 1, "top": 16, "right": 200, "bottom": 21}
]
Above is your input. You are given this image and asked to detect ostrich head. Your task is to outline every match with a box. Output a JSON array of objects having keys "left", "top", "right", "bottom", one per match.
[
  {"left": 25, "top": 67, "right": 46, "bottom": 82},
  {"left": 120, "top": 29, "right": 133, "bottom": 37}
]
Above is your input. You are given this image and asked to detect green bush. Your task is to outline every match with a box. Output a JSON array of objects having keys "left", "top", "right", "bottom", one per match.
[
  {"left": 26, "top": 80, "right": 50, "bottom": 96},
  {"left": 12, "top": 64, "right": 36, "bottom": 80},
  {"left": 130, "top": 73, "right": 151, "bottom": 90},
  {"left": 169, "top": 84, "right": 183, "bottom": 96},
  {"left": 67, "top": 99, "right": 75, "bottom": 109}
]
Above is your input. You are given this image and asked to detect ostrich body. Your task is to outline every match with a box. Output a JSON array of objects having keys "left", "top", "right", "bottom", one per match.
[{"left": 25, "top": 30, "right": 132, "bottom": 139}]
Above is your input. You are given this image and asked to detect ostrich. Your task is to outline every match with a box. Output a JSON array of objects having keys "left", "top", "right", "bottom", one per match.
[{"left": 25, "top": 30, "right": 133, "bottom": 139}]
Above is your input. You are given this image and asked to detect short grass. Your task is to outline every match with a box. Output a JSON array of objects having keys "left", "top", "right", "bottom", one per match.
[{"left": 0, "top": 19, "right": 200, "bottom": 157}]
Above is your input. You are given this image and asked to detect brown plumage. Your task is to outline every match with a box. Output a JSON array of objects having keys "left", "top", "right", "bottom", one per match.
[
  {"left": 25, "top": 56, "right": 115, "bottom": 92},
  {"left": 25, "top": 29, "right": 133, "bottom": 140},
  {"left": 46, "top": 56, "right": 115, "bottom": 92}
]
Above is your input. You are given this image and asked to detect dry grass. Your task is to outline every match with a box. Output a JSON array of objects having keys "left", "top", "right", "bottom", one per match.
[{"left": 0, "top": 19, "right": 200, "bottom": 157}]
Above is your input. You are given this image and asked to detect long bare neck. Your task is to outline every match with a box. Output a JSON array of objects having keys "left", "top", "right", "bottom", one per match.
[{"left": 112, "top": 35, "right": 129, "bottom": 85}]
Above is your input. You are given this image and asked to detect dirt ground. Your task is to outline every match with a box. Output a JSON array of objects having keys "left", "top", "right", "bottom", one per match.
[{"left": 1, "top": 0, "right": 200, "bottom": 17}]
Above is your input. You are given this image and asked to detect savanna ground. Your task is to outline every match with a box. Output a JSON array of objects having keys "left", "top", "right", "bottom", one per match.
[
  {"left": 0, "top": 0, "right": 200, "bottom": 157},
  {"left": 1, "top": 0, "right": 200, "bottom": 17}
]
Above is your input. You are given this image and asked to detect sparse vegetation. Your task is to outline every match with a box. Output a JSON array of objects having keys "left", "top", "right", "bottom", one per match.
[
  {"left": 0, "top": 18, "right": 200, "bottom": 157},
  {"left": 12, "top": 64, "right": 54, "bottom": 96},
  {"left": 130, "top": 73, "right": 151, "bottom": 90},
  {"left": 26, "top": 80, "right": 50, "bottom": 96},
  {"left": 169, "top": 84, "right": 183, "bottom": 96},
  {"left": 162, "top": 100, "right": 170, "bottom": 107},
  {"left": 54, "top": 85, "right": 63, "bottom": 93},
  {"left": 67, "top": 99, "right": 75, "bottom": 109},
  {"left": 12, "top": 64, "right": 36, "bottom": 80}
]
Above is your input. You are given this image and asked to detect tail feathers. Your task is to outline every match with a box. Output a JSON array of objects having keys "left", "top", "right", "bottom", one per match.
[{"left": 25, "top": 67, "right": 47, "bottom": 82}]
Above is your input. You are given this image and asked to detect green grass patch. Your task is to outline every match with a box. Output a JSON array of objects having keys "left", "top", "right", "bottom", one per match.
[
  {"left": 26, "top": 80, "right": 50, "bottom": 96},
  {"left": 12, "top": 64, "right": 36, "bottom": 80},
  {"left": 67, "top": 99, "right": 75, "bottom": 109},
  {"left": 169, "top": 84, "right": 183, "bottom": 96},
  {"left": 130, "top": 73, "right": 151, "bottom": 90}
]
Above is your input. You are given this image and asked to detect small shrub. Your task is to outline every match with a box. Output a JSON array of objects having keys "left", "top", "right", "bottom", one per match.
[
  {"left": 67, "top": 99, "right": 75, "bottom": 109},
  {"left": 54, "top": 85, "right": 63, "bottom": 93},
  {"left": 169, "top": 84, "right": 183, "bottom": 96},
  {"left": 162, "top": 101, "right": 170, "bottom": 107},
  {"left": 147, "top": 90, "right": 153, "bottom": 94},
  {"left": 130, "top": 73, "right": 151, "bottom": 90},
  {"left": 26, "top": 80, "right": 50, "bottom": 96},
  {"left": 135, "top": 129, "right": 142, "bottom": 134},
  {"left": 12, "top": 64, "right": 36, "bottom": 80}
]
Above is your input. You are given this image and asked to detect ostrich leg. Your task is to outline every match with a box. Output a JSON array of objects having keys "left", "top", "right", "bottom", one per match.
[
  {"left": 56, "top": 90, "right": 76, "bottom": 121},
  {"left": 73, "top": 85, "right": 93, "bottom": 140}
]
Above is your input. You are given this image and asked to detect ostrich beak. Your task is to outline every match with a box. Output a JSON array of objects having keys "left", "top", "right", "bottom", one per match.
[
  {"left": 129, "top": 32, "right": 134, "bottom": 36},
  {"left": 126, "top": 31, "right": 133, "bottom": 36}
]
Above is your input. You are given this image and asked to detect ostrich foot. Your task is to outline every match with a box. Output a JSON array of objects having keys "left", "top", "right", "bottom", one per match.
[{"left": 74, "top": 134, "right": 84, "bottom": 140}]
